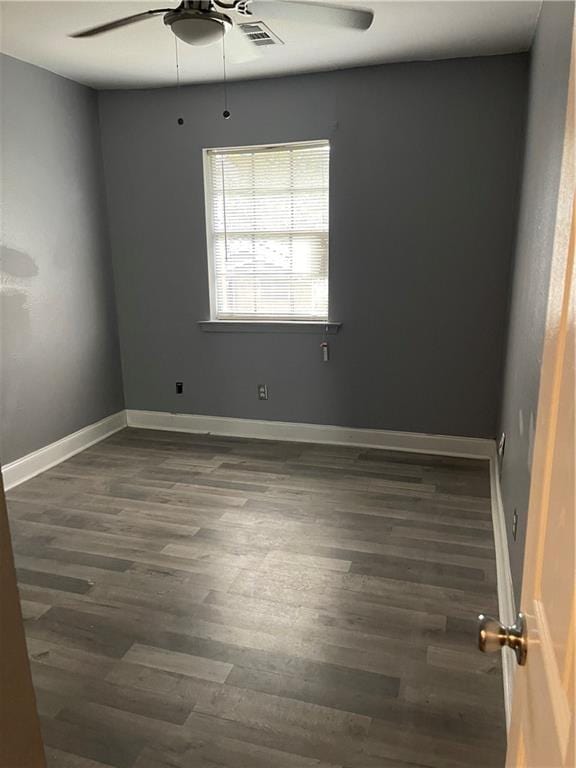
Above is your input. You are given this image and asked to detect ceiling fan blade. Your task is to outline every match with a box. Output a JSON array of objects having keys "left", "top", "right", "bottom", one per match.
[
  {"left": 246, "top": 1, "right": 373, "bottom": 30},
  {"left": 226, "top": 25, "right": 264, "bottom": 64},
  {"left": 70, "top": 9, "right": 172, "bottom": 38}
]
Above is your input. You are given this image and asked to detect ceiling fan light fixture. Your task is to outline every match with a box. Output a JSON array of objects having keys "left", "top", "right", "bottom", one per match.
[{"left": 166, "top": 10, "right": 231, "bottom": 46}]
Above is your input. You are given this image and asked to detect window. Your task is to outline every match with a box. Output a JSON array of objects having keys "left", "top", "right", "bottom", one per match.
[{"left": 204, "top": 140, "right": 330, "bottom": 322}]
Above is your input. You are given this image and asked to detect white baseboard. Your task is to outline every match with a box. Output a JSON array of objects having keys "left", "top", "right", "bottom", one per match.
[
  {"left": 488, "top": 444, "right": 516, "bottom": 731},
  {"left": 125, "top": 410, "right": 495, "bottom": 460},
  {"left": 1, "top": 411, "right": 127, "bottom": 491},
  {"left": 2, "top": 409, "right": 494, "bottom": 491}
]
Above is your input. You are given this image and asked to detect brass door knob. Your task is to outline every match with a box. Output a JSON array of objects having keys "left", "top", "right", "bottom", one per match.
[{"left": 477, "top": 612, "right": 527, "bottom": 666}]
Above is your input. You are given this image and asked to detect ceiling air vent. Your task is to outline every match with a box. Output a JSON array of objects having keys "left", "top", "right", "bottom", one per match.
[{"left": 239, "top": 21, "right": 284, "bottom": 46}]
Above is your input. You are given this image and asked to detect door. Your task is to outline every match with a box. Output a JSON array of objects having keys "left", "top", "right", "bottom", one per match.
[
  {"left": 506, "top": 25, "right": 575, "bottom": 768},
  {"left": 0, "top": 469, "right": 46, "bottom": 767}
]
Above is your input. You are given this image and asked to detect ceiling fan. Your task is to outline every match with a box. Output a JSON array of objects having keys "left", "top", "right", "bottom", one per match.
[{"left": 70, "top": 0, "right": 374, "bottom": 56}]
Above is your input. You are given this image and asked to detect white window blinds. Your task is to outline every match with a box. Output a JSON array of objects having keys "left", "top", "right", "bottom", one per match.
[{"left": 204, "top": 140, "right": 330, "bottom": 321}]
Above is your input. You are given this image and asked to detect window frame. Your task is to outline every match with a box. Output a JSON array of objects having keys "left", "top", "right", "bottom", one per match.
[{"left": 202, "top": 139, "right": 331, "bottom": 324}]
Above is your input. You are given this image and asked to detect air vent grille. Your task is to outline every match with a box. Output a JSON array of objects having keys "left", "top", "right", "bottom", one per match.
[{"left": 239, "top": 21, "right": 283, "bottom": 46}]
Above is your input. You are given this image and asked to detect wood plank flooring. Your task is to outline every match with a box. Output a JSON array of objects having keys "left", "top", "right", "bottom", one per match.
[{"left": 7, "top": 428, "right": 506, "bottom": 768}]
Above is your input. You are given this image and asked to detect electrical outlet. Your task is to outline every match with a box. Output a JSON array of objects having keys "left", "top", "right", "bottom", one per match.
[
  {"left": 176, "top": 382, "right": 183, "bottom": 394},
  {"left": 257, "top": 384, "right": 268, "bottom": 401},
  {"left": 512, "top": 508, "right": 518, "bottom": 541}
]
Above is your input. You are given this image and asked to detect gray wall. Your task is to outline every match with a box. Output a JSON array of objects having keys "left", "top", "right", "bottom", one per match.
[
  {"left": 99, "top": 54, "right": 528, "bottom": 438},
  {"left": 499, "top": 1, "right": 574, "bottom": 602},
  {"left": 0, "top": 54, "right": 124, "bottom": 465}
]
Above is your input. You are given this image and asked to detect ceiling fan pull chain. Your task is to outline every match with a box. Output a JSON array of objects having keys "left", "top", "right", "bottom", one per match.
[
  {"left": 175, "top": 35, "right": 181, "bottom": 87},
  {"left": 175, "top": 36, "right": 185, "bottom": 125},
  {"left": 222, "top": 27, "right": 231, "bottom": 119}
]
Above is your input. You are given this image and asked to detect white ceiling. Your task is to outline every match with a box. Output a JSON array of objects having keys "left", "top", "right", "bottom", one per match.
[{"left": 0, "top": 0, "right": 541, "bottom": 89}]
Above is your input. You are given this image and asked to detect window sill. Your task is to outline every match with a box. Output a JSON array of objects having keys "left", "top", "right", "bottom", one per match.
[{"left": 198, "top": 320, "right": 341, "bottom": 334}]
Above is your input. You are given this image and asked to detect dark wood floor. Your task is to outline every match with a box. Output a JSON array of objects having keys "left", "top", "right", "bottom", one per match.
[{"left": 7, "top": 428, "right": 506, "bottom": 768}]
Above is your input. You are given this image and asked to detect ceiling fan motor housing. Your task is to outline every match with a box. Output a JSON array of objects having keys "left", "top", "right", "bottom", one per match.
[{"left": 165, "top": 7, "right": 232, "bottom": 46}]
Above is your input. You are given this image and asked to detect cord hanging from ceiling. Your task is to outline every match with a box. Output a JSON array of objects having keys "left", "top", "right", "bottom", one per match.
[
  {"left": 222, "top": 26, "right": 231, "bottom": 119},
  {"left": 175, "top": 36, "right": 184, "bottom": 125}
]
